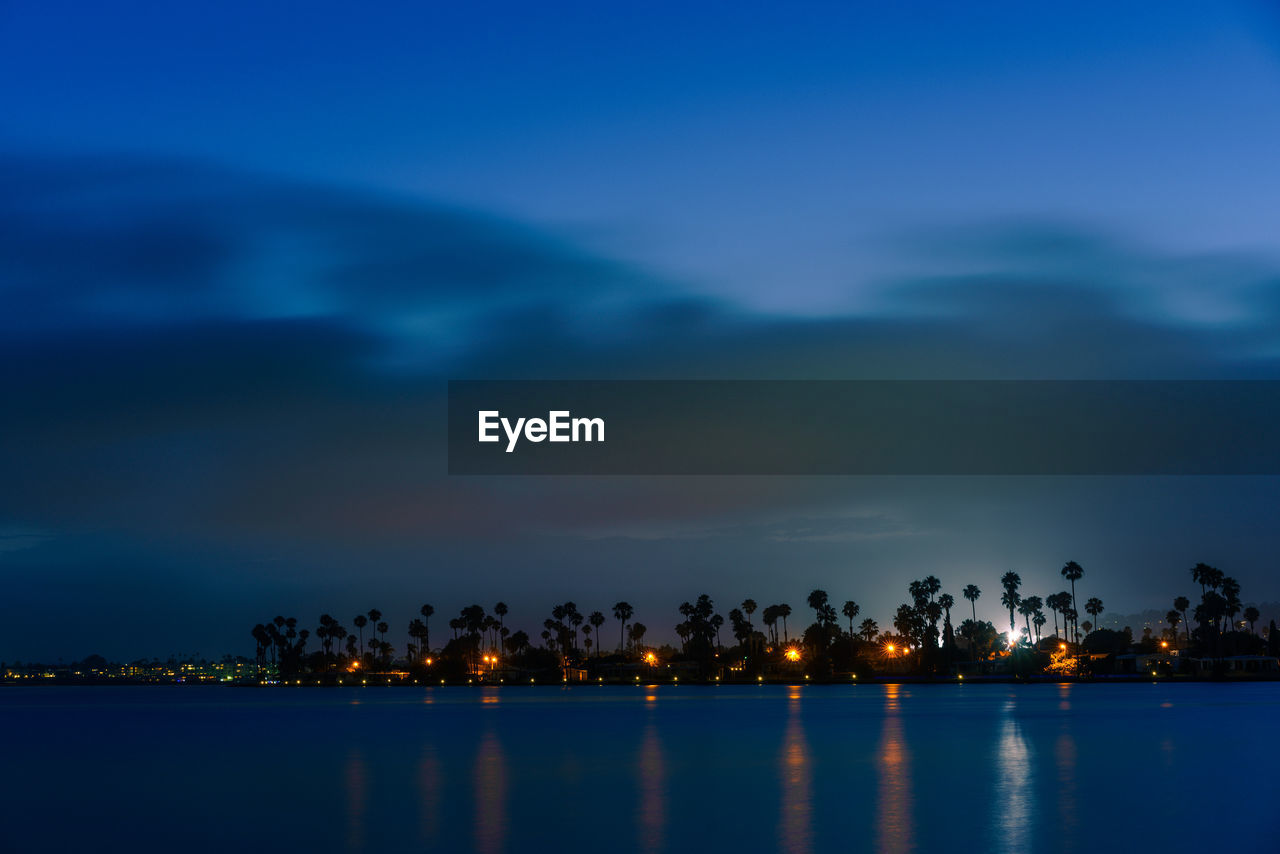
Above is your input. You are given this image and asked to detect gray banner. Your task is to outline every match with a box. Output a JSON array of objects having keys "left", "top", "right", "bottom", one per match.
[{"left": 447, "top": 380, "right": 1280, "bottom": 475}]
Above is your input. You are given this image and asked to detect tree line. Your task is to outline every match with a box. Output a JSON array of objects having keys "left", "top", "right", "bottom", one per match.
[{"left": 250, "top": 560, "right": 1276, "bottom": 679}]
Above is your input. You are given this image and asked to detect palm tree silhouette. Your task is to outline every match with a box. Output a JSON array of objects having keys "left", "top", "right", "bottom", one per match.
[
  {"left": 1084, "top": 597, "right": 1104, "bottom": 632},
  {"left": 761, "top": 605, "right": 777, "bottom": 644},
  {"left": 353, "top": 614, "right": 368, "bottom": 661},
  {"left": 613, "top": 602, "right": 634, "bottom": 653},
  {"left": 494, "top": 602, "right": 508, "bottom": 635},
  {"left": 588, "top": 611, "right": 605, "bottom": 657},
  {"left": 1221, "top": 577, "right": 1242, "bottom": 633},
  {"left": 629, "top": 622, "right": 647, "bottom": 653},
  {"left": 1060, "top": 561, "right": 1084, "bottom": 643},
  {"left": 318, "top": 614, "right": 336, "bottom": 660},
  {"left": 742, "top": 599, "right": 757, "bottom": 632},
  {"left": 1173, "top": 596, "right": 1190, "bottom": 649},
  {"left": 778, "top": 604, "right": 792, "bottom": 643},
  {"left": 1244, "top": 605, "right": 1260, "bottom": 635},
  {"left": 842, "top": 601, "right": 860, "bottom": 638},
  {"left": 1022, "top": 595, "right": 1042, "bottom": 643},
  {"left": 1017, "top": 598, "right": 1035, "bottom": 645},
  {"left": 419, "top": 604, "right": 434, "bottom": 653},
  {"left": 859, "top": 618, "right": 878, "bottom": 643},
  {"left": 962, "top": 585, "right": 980, "bottom": 658},
  {"left": 937, "top": 593, "right": 955, "bottom": 646},
  {"left": 1000, "top": 572, "right": 1021, "bottom": 639}
]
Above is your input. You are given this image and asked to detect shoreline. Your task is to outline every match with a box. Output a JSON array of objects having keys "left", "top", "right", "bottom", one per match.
[{"left": 6, "top": 674, "right": 1279, "bottom": 687}]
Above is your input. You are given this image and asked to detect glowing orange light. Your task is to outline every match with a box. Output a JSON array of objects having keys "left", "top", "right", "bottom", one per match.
[
  {"left": 644, "top": 652, "right": 657, "bottom": 665},
  {"left": 785, "top": 647, "right": 802, "bottom": 662},
  {"left": 885, "top": 644, "right": 895, "bottom": 655},
  {"left": 425, "top": 658, "right": 433, "bottom": 666},
  {"left": 1059, "top": 643, "right": 1067, "bottom": 650},
  {"left": 1160, "top": 641, "right": 1169, "bottom": 649}
]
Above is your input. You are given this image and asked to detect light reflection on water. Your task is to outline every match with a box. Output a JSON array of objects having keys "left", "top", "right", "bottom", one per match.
[
  {"left": 637, "top": 694, "right": 666, "bottom": 854},
  {"left": 345, "top": 749, "right": 367, "bottom": 853},
  {"left": 418, "top": 743, "right": 441, "bottom": 844},
  {"left": 5, "top": 684, "right": 1278, "bottom": 854},
  {"left": 1055, "top": 684, "right": 1078, "bottom": 849},
  {"left": 474, "top": 690, "right": 508, "bottom": 854},
  {"left": 779, "top": 687, "right": 813, "bottom": 854},
  {"left": 875, "top": 683, "right": 913, "bottom": 854},
  {"left": 993, "top": 698, "right": 1033, "bottom": 854}
]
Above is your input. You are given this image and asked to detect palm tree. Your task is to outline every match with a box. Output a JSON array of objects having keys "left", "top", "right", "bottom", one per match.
[
  {"left": 629, "top": 622, "right": 647, "bottom": 652},
  {"left": 1060, "top": 561, "right": 1084, "bottom": 643},
  {"left": 742, "top": 599, "right": 758, "bottom": 632},
  {"left": 407, "top": 618, "right": 426, "bottom": 658},
  {"left": 1017, "top": 599, "right": 1036, "bottom": 645},
  {"left": 1000, "top": 572, "right": 1022, "bottom": 638},
  {"left": 962, "top": 585, "right": 980, "bottom": 656},
  {"left": 419, "top": 604, "right": 434, "bottom": 653},
  {"left": 332, "top": 625, "right": 348, "bottom": 662},
  {"left": 1084, "top": 597, "right": 1103, "bottom": 631},
  {"left": 859, "top": 618, "right": 879, "bottom": 643},
  {"left": 568, "top": 606, "right": 585, "bottom": 653},
  {"left": 1190, "top": 562, "right": 1215, "bottom": 597},
  {"left": 937, "top": 593, "right": 955, "bottom": 646},
  {"left": 1221, "top": 578, "right": 1242, "bottom": 633},
  {"left": 1044, "top": 592, "right": 1064, "bottom": 638},
  {"left": 922, "top": 576, "right": 941, "bottom": 601},
  {"left": 1165, "top": 610, "right": 1182, "bottom": 646},
  {"left": 1244, "top": 605, "right": 1260, "bottom": 635},
  {"left": 589, "top": 611, "right": 606, "bottom": 657},
  {"left": 613, "top": 602, "right": 634, "bottom": 653},
  {"left": 1021, "top": 596, "right": 1043, "bottom": 644},
  {"left": 842, "top": 601, "right": 860, "bottom": 637},
  {"left": 318, "top": 614, "right": 336, "bottom": 660},
  {"left": 762, "top": 606, "right": 778, "bottom": 644},
  {"left": 251, "top": 624, "right": 270, "bottom": 675},
  {"left": 1173, "top": 596, "right": 1191, "bottom": 649},
  {"left": 938, "top": 593, "right": 954, "bottom": 625},
  {"left": 494, "top": 602, "right": 508, "bottom": 637},
  {"left": 778, "top": 604, "right": 792, "bottom": 643},
  {"left": 353, "top": 615, "right": 368, "bottom": 660}
]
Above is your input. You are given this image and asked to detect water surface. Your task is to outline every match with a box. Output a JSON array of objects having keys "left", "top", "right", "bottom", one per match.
[{"left": 3, "top": 683, "right": 1275, "bottom": 853}]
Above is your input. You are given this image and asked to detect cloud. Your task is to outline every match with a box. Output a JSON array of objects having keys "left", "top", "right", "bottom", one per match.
[{"left": 4, "top": 152, "right": 1280, "bottom": 656}]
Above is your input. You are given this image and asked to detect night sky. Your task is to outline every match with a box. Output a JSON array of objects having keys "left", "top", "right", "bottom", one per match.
[{"left": 4, "top": 1, "right": 1280, "bottom": 661}]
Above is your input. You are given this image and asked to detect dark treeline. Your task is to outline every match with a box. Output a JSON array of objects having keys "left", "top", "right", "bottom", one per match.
[{"left": 249, "top": 560, "right": 1279, "bottom": 682}]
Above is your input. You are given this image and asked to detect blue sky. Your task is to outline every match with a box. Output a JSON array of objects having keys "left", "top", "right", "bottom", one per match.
[
  {"left": 3, "top": 2, "right": 1280, "bottom": 659},
  {"left": 6, "top": 1, "right": 1280, "bottom": 308}
]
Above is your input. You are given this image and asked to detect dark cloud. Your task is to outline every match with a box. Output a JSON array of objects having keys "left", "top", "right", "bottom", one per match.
[{"left": 3, "top": 153, "right": 1280, "bottom": 659}]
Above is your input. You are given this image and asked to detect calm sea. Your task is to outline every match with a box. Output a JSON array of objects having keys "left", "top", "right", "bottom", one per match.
[{"left": 3, "top": 683, "right": 1276, "bottom": 853}]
